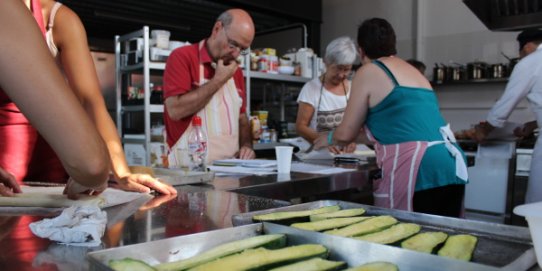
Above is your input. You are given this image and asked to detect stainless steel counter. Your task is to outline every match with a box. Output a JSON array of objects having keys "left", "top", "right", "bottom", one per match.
[
  {"left": 0, "top": 188, "right": 289, "bottom": 270},
  {"left": 211, "top": 170, "right": 373, "bottom": 201},
  {"left": 1, "top": 160, "right": 538, "bottom": 270},
  {"left": 0, "top": 163, "right": 374, "bottom": 270}
]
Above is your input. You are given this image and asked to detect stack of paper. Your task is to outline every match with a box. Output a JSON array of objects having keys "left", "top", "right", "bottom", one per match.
[
  {"left": 209, "top": 159, "right": 277, "bottom": 175},
  {"left": 290, "top": 162, "right": 356, "bottom": 175}
]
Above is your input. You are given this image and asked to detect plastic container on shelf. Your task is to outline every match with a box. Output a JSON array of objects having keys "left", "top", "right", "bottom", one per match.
[
  {"left": 151, "top": 29, "right": 171, "bottom": 49},
  {"left": 278, "top": 66, "right": 294, "bottom": 75}
]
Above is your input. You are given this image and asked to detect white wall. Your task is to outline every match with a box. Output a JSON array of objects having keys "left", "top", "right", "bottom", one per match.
[
  {"left": 321, "top": 0, "right": 416, "bottom": 58},
  {"left": 321, "top": 0, "right": 534, "bottom": 130}
]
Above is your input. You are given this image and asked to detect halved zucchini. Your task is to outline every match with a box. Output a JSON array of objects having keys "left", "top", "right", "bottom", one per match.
[
  {"left": 267, "top": 257, "right": 346, "bottom": 271},
  {"left": 109, "top": 258, "right": 156, "bottom": 271},
  {"left": 324, "top": 216, "right": 397, "bottom": 237},
  {"left": 187, "top": 244, "right": 328, "bottom": 271},
  {"left": 252, "top": 206, "right": 341, "bottom": 224},
  {"left": 354, "top": 223, "right": 421, "bottom": 244},
  {"left": 437, "top": 234, "right": 477, "bottom": 261},
  {"left": 155, "top": 234, "right": 286, "bottom": 271},
  {"left": 344, "top": 261, "right": 398, "bottom": 271},
  {"left": 401, "top": 231, "right": 448, "bottom": 254},
  {"left": 291, "top": 217, "right": 370, "bottom": 232},
  {"left": 310, "top": 208, "right": 366, "bottom": 222}
]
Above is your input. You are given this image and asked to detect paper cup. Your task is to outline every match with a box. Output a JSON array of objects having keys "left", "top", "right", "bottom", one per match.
[
  {"left": 275, "top": 146, "right": 293, "bottom": 173},
  {"left": 277, "top": 173, "right": 291, "bottom": 182},
  {"left": 514, "top": 201, "right": 542, "bottom": 265}
]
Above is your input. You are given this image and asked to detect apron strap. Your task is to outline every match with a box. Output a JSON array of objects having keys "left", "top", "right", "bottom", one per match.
[{"left": 428, "top": 124, "right": 469, "bottom": 181}]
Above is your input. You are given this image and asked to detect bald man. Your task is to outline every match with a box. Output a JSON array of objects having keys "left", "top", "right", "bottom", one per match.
[{"left": 164, "top": 9, "right": 256, "bottom": 167}]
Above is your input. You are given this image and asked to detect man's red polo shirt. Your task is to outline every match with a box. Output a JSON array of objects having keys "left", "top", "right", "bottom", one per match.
[{"left": 163, "top": 40, "right": 246, "bottom": 148}]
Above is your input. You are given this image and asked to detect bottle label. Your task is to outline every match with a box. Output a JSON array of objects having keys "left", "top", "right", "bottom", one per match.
[{"left": 188, "top": 141, "right": 207, "bottom": 153}]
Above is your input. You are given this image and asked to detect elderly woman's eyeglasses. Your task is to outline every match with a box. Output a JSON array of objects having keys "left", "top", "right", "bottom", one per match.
[{"left": 223, "top": 27, "right": 250, "bottom": 55}]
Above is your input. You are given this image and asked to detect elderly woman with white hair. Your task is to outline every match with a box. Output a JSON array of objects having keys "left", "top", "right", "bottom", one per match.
[{"left": 295, "top": 36, "right": 358, "bottom": 153}]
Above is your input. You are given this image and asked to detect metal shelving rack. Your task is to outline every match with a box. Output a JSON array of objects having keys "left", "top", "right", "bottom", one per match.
[
  {"left": 115, "top": 26, "right": 164, "bottom": 166},
  {"left": 243, "top": 53, "right": 318, "bottom": 119}
]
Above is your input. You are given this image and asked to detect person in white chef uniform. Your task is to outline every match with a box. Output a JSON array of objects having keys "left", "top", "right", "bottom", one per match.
[{"left": 474, "top": 29, "right": 542, "bottom": 203}]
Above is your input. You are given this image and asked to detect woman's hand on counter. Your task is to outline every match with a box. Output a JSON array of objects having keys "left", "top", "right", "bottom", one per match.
[
  {"left": 0, "top": 168, "right": 21, "bottom": 196},
  {"left": 327, "top": 142, "right": 357, "bottom": 154},
  {"left": 112, "top": 174, "right": 177, "bottom": 195}
]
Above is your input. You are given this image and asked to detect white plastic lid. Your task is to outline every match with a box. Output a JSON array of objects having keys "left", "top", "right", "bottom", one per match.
[{"left": 513, "top": 201, "right": 542, "bottom": 218}]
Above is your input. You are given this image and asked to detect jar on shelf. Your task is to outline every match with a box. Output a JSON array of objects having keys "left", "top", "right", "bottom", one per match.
[
  {"left": 151, "top": 84, "right": 163, "bottom": 104},
  {"left": 258, "top": 55, "right": 269, "bottom": 72}
]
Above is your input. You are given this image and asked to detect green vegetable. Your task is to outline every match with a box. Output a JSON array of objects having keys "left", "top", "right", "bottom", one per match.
[
  {"left": 187, "top": 244, "right": 329, "bottom": 271},
  {"left": 252, "top": 206, "right": 341, "bottom": 223},
  {"left": 437, "top": 234, "right": 477, "bottom": 261},
  {"left": 324, "top": 216, "right": 397, "bottom": 237},
  {"left": 310, "top": 208, "right": 366, "bottom": 222},
  {"left": 344, "top": 262, "right": 399, "bottom": 271},
  {"left": 267, "top": 257, "right": 346, "bottom": 271},
  {"left": 401, "top": 231, "right": 448, "bottom": 254},
  {"left": 155, "top": 234, "right": 286, "bottom": 271},
  {"left": 109, "top": 258, "right": 156, "bottom": 271},
  {"left": 291, "top": 217, "right": 370, "bottom": 232},
  {"left": 354, "top": 223, "right": 421, "bottom": 245}
]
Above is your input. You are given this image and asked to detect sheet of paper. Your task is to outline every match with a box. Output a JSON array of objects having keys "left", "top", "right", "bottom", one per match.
[
  {"left": 213, "top": 159, "right": 277, "bottom": 168},
  {"left": 208, "top": 165, "right": 276, "bottom": 176},
  {"left": 290, "top": 162, "right": 357, "bottom": 175}
]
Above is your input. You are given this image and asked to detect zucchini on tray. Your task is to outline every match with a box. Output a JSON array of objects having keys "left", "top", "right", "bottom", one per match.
[
  {"left": 248, "top": 205, "right": 479, "bottom": 262},
  {"left": 108, "top": 233, "right": 398, "bottom": 271}
]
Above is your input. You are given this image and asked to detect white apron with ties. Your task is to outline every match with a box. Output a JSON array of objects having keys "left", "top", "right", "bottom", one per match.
[{"left": 168, "top": 41, "right": 242, "bottom": 167}]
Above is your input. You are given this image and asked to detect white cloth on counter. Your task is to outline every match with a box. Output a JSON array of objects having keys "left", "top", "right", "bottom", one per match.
[{"left": 29, "top": 205, "right": 107, "bottom": 247}]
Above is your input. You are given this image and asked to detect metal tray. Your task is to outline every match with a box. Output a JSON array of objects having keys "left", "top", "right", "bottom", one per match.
[
  {"left": 88, "top": 222, "right": 505, "bottom": 271},
  {"left": 154, "top": 168, "right": 214, "bottom": 186},
  {"left": 232, "top": 200, "right": 537, "bottom": 270}
]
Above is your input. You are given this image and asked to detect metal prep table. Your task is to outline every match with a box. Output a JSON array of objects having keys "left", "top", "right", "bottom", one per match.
[
  {"left": 0, "top": 187, "right": 289, "bottom": 270},
  {"left": 208, "top": 160, "right": 377, "bottom": 202}
]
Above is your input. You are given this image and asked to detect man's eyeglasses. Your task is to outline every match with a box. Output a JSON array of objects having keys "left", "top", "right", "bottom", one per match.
[{"left": 223, "top": 27, "right": 250, "bottom": 56}]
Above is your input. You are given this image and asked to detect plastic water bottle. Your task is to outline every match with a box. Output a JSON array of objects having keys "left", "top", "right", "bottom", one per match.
[{"left": 187, "top": 116, "right": 207, "bottom": 171}]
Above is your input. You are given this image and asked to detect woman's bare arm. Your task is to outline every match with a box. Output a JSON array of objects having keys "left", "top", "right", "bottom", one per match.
[
  {"left": 51, "top": 5, "right": 175, "bottom": 194},
  {"left": 0, "top": 0, "right": 110, "bottom": 189}
]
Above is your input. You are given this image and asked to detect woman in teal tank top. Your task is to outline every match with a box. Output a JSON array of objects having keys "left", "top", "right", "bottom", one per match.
[{"left": 314, "top": 18, "right": 468, "bottom": 217}]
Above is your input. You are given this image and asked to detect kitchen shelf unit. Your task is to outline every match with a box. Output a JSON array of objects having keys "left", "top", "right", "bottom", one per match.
[
  {"left": 115, "top": 26, "right": 165, "bottom": 166},
  {"left": 243, "top": 53, "right": 318, "bottom": 120}
]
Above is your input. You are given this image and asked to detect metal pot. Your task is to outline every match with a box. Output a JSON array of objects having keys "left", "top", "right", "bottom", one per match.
[
  {"left": 467, "top": 62, "right": 487, "bottom": 80},
  {"left": 433, "top": 64, "right": 445, "bottom": 83},
  {"left": 490, "top": 63, "right": 505, "bottom": 79}
]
